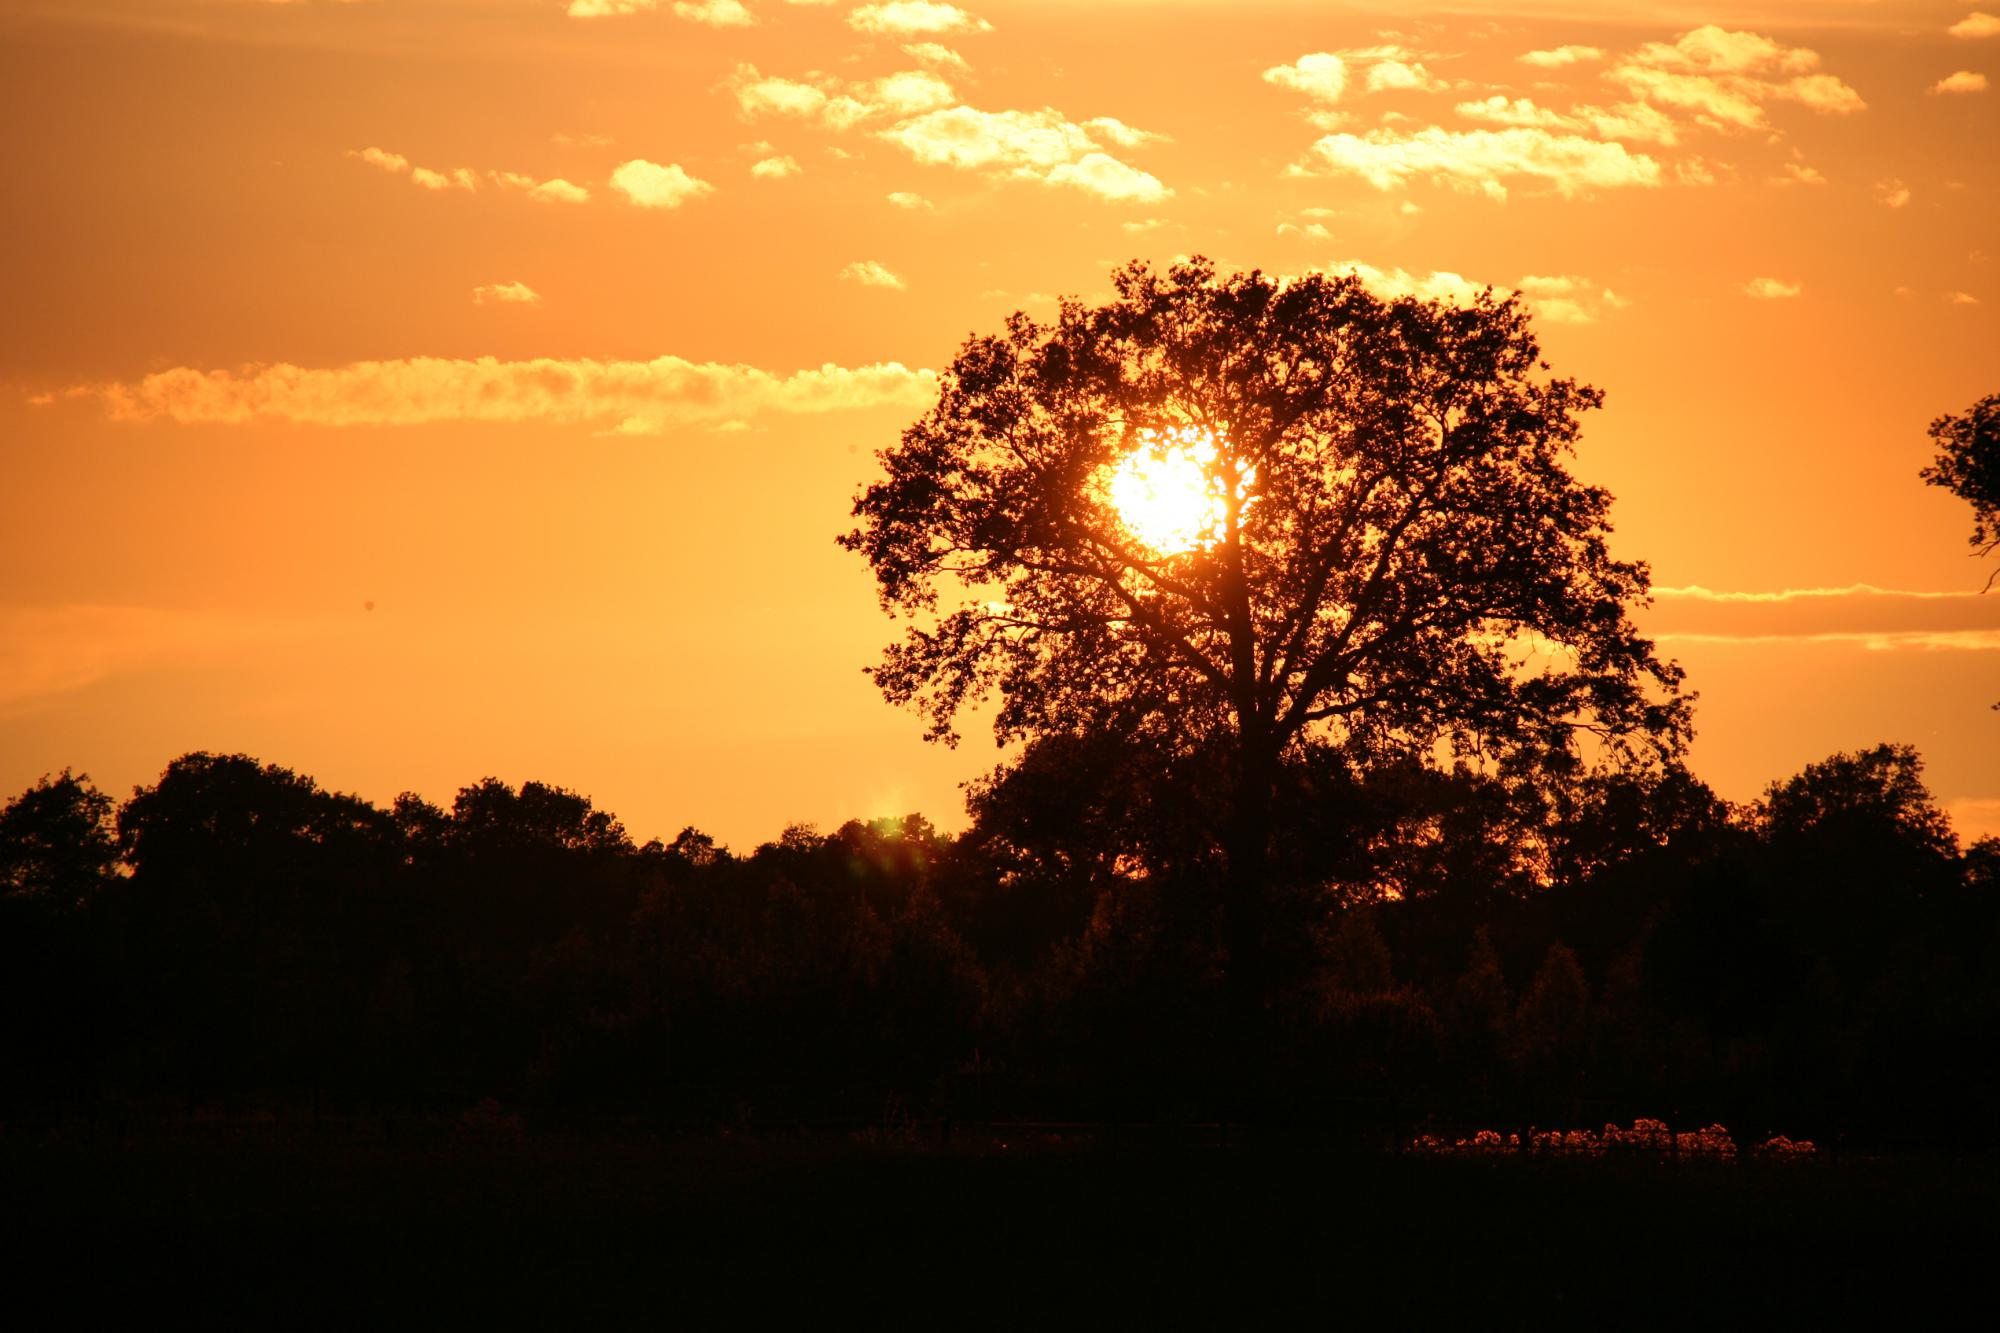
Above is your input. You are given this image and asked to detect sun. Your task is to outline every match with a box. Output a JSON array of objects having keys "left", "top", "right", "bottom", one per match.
[{"left": 1103, "top": 425, "right": 1251, "bottom": 554}]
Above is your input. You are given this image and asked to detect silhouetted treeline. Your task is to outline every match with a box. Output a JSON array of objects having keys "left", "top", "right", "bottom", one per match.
[{"left": 3, "top": 744, "right": 1995, "bottom": 1143}]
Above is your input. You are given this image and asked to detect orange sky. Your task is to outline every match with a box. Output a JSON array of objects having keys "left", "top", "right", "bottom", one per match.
[{"left": 2, "top": 0, "right": 1995, "bottom": 848}]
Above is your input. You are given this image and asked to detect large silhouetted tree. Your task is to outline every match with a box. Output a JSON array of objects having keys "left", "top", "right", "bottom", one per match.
[
  {"left": 1920, "top": 391, "right": 2000, "bottom": 586},
  {"left": 842, "top": 258, "right": 1689, "bottom": 1022}
]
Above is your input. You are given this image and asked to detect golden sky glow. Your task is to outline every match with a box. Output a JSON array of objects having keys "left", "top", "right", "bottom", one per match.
[{"left": 1, "top": 0, "right": 1995, "bottom": 846}]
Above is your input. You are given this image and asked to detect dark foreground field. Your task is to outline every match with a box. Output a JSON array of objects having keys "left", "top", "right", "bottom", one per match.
[{"left": 3, "top": 1122, "right": 1992, "bottom": 1327}]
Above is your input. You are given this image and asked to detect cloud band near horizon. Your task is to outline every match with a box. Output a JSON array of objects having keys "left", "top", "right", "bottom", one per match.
[{"left": 77, "top": 356, "right": 940, "bottom": 433}]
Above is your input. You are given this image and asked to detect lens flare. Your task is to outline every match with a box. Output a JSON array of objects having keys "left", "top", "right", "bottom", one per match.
[{"left": 1103, "top": 426, "right": 1251, "bottom": 554}]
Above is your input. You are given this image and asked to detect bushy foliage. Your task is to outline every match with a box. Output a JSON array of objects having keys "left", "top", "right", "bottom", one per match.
[{"left": 1, "top": 741, "right": 1994, "bottom": 1143}]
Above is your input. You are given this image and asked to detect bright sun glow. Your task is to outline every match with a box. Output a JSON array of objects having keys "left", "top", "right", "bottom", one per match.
[{"left": 1104, "top": 425, "right": 1251, "bottom": 554}]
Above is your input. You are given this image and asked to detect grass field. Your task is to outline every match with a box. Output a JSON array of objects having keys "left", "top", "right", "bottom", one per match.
[{"left": 4, "top": 1120, "right": 1992, "bottom": 1327}]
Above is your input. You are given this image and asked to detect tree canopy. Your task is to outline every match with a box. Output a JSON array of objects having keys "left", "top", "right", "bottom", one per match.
[
  {"left": 1920, "top": 391, "right": 2000, "bottom": 585},
  {"left": 842, "top": 258, "right": 1687, "bottom": 815}
]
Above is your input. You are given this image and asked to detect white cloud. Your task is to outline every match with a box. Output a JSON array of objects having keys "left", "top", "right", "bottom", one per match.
[
  {"left": 1515, "top": 273, "right": 1627, "bottom": 324},
  {"left": 1333, "top": 262, "right": 1625, "bottom": 324},
  {"left": 1264, "top": 52, "right": 1348, "bottom": 104},
  {"left": 609, "top": 159, "right": 715, "bottom": 209},
  {"left": 1519, "top": 44, "right": 1603, "bottom": 68},
  {"left": 1571, "top": 101, "right": 1682, "bottom": 146},
  {"left": 1609, "top": 26, "right": 1865, "bottom": 132},
  {"left": 848, "top": 2, "right": 989, "bottom": 36},
  {"left": 410, "top": 166, "right": 478, "bottom": 191},
  {"left": 1947, "top": 290, "right": 1982, "bottom": 305},
  {"left": 1875, "top": 178, "right": 1910, "bottom": 208},
  {"left": 881, "top": 105, "right": 1169, "bottom": 202},
  {"left": 841, "top": 259, "right": 907, "bottom": 289},
  {"left": 902, "top": 43, "right": 968, "bottom": 71},
  {"left": 1742, "top": 276, "right": 1802, "bottom": 298},
  {"left": 88, "top": 356, "right": 940, "bottom": 434},
  {"left": 886, "top": 190, "right": 933, "bottom": 209},
  {"left": 472, "top": 281, "right": 541, "bottom": 305},
  {"left": 490, "top": 171, "right": 591, "bottom": 202},
  {"left": 750, "top": 155, "right": 801, "bottom": 178},
  {"left": 1293, "top": 125, "right": 1661, "bottom": 200},
  {"left": 1932, "top": 70, "right": 1990, "bottom": 93},
  {"left": 727, "top": 65, "right": 954, "bottom": 128},
  {"left": 1949, "top": 12, "right": 2000, "bottom": 39},
  {"left": 672, "top": 0, "right": 754, "bottom": 25},
  {"left": 1084, "top": 116, "right": 1169, "bottom": 148},
  {"left": 349, "top": 146, "right": 409, "bottom": 174},
  {"left": 1454, "top": 95, "right": 1579, "bottom": 129},
  {"left": 1365, "top": 57, "right": 1448, "bottom": 94},
  {"left": 1771, "top": 161, "right": 1826, "bottom": 186},
  {"left": 1265, "top": 45, "right": 1450, "bottom": 105}
]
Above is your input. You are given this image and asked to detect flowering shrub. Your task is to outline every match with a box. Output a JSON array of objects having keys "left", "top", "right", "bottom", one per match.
[{"left": 1411, "top": 1119, "right": 1809, "bottom": 1159}]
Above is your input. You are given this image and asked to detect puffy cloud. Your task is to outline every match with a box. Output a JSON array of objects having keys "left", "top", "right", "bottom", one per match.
[
  {"left": 471, "top": 281, "right": 541, "bottom": 305},
  {"left": 609, "top": 159, "right": 715, "bottom": 209},
  {"left": 727, "top": 65, "right": 954, "bottom": 128},
  {"left": 348, "top": 148, "right": 472, "bottom": 191},
  {"left": 881, "top": 105, "right": 1169, "bottom": 202},
  {"left": 886, "top": 190, "right": 933, "bottom": 209},
  {"left": 489, "top": 171, "right": 591, "bottom": 202},
  {"left": 354, "top": 148, "right": 583, "bottom": 200},
  {"left": 1742, "top": 276, "right": 1802, "bottom": 299},
  {"left": 1949, "top": 12, "right": 2000, "bottom": 38},
  {"left": 87, "top": 356, "right": 940, "bottom": 434},
  {"left": 1292, "top": 126, "right": 1661, "bottom": 200},
  {"left": 1770, "top": 161, "right": 1826, "bottom": 186},
  {"left": 410, "top": 166, "right": 478, "bottom": 191},
  {"left": 1085, "top": 116, "right": 1169, "bottom": 148},
  {"left": 1875, "top": 178, "right": 1910, "bottom": 208},
  {"left": 1514, "top": 273, "right": 1628, "bottom": 324},
  {"left": 750, "top": 155, "right": 801, "bottom": 178},
  {"left": 1265, "top": 45, "right": 1449, "bottom": 105},
  {"left": 531, "top": 179, "right": 590, "bottom": 203},
  {"left": 1454, "top": 95, "right": 1579, "bottom": 129},
  {"left": 672, "top": 0, "right": 754, "bottom": 25},
  {"left": 1609, "top": 26, "right": 1865, "bottom": 132},
  {"left": 1933, "top": 70, "right": 1990, "bottom": 93},
  {"left": 848, "top": 2, "right": 989, "bottom": 35},
  {"left": 1365, "top": 57, "right": 1448, "bottom": 94},
  {"left": 1333, "top": 262, "right": 1626, "bottom": 324},
  {"left": 1263, "top": 53, "right": 1348, "bottom": 103},
  {"left": 1519, "top": 45, "right": 1603, "bottom": 68},
  {"left": 728, "top": 60, "right": 1163, "bottom": 204},
  {"left": 1571, "top": 101, "right": 1682, "bottom": 146},
  {"left": 349, "top": 146, "right": 409, "bottom": 174},
  {"left": 840, "top": 259, "right": 906, "bottom": 289},
  {"left": 1947, "top": 290, "right": 1983, "bottom": 305},
  {"left": 902, "top": 43, "right": 968, "bottom": 71}
]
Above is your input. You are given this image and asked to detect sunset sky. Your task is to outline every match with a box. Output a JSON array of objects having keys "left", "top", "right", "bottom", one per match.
[{"left": 1, "top": 0, "right": 1995, "bottom": 849}]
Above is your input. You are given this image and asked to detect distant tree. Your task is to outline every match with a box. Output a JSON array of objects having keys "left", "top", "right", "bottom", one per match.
[
  {"left": 1759, "top": 742, "right": 1957, "bottom": 865},
  {"left": 842, "top": 258, "right": 1689, "bottom": 1016},
  {"left": 0, "top": 770, "right": 119, "bottom": 906},
  {"left": 1920, "top": 391, "right": 2000, "bottom": 587}
]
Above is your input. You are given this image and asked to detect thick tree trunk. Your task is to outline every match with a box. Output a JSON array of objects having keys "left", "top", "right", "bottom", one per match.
[{"left": 1223, "top": 728, "right": 1277, "bottom": 1113}]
